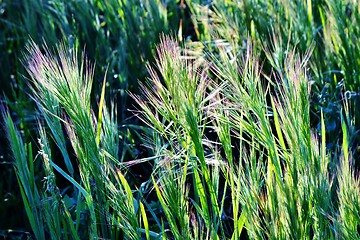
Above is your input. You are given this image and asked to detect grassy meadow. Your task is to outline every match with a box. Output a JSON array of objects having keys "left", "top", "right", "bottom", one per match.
[{"left": 0, "top": 0, "right": 359, "bottom": 239}]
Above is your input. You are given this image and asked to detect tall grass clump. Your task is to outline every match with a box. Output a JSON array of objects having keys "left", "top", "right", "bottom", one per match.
[
  {"left": 132, "top": 35, "right": 226, "bottom": 239},
  {"left": 133, "top": 34, "right": 359, "bottom": 238},
  {"left": 2, "top": 41, "right": 153, "bottom": 239},
  {"left": 187, "top": 0, "right": 360, "bottom": 163},
  {"left": 25, "top": 41, "right": 102, "bottom": 237},
  {"left": 211, "top": 39, "right": 334, "bottom": 238},
  {"left": 1, "top": 0, "right": 176, "bottom": 146},
  {"left": 1, "top": 0, "right": 185, "bottom": 233},
  {"left": 2, "top": 32, "right": 359, "bottom": 239},
  {"left": 2, "top": 0, "right": 360, "bottom": 238}
]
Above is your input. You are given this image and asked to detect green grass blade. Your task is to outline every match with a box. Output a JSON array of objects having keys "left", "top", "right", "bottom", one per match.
[{"left": 96, "top": 68, "right": 108, "bottom": 146}]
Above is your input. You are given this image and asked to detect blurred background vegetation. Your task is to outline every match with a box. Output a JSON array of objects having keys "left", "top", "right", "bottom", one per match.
[{"left": 0, "top": 0, "right": 359, "bottom": 239}]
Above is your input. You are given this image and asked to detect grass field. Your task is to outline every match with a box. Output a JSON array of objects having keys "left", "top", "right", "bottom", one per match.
[{"left": 0, "top": 0, "right": 359, "bottom": 239}]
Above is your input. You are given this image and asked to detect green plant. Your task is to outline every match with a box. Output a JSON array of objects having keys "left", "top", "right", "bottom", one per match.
[
  {"left": 132, "top": 36, "right": 225, "bottom": 239},
  {"left": 3, "top": 40, "right": 154, "bottom": 239},
  {"left": 2, "top": 0, "right": 360, "bottom": 239},
  {"left": 0, "top": 0, "right": 181, "bottom": 233},
  {"left": 133, "top": 34, "right": 359, "bottom": 238}
]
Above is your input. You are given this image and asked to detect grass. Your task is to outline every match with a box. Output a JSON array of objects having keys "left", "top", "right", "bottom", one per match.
[
  {"left": 0, "top": 0, "right": 181, "bottom": 231},
  {"left": 1, "top": 0, "right": 359, "bottom": 239}
]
